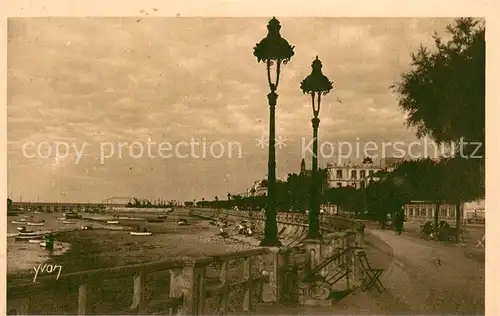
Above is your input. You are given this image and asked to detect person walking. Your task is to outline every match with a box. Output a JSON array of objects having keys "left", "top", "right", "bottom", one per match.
[{"left": 394, "top": 211, "right": 404, "bottom": 235}]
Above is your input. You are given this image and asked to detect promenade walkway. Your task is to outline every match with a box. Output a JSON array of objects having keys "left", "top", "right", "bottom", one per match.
[
  {"left": 250, "top": 228, "right": 484, "bottom": 315},
  {"left": 370, "top": 228, "right": 484, "bottom": 314}
]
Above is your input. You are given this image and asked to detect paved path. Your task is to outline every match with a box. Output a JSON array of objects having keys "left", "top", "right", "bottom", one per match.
[{"left": 369, "top": 228, "right": 485, "bottom": 314}]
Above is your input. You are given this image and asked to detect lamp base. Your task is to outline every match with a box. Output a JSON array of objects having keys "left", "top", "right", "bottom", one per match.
[{"left": 259, "top": 237, "right": 283, "bottom": 247}]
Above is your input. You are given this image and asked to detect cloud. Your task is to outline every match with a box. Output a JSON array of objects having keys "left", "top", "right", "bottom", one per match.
[{"left": 7, "top": 17, "right": 456, "bottom": 202}]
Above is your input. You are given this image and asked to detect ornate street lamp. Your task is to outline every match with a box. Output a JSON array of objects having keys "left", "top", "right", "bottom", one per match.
[
  {"left": 300, "top": 56, "right": 333, "bottom": 239},
  {"left": 253, "top": 17, "right": 295, "bottom": 246}
]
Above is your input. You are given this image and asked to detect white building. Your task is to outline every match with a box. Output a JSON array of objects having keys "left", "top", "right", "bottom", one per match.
[
  {"left": 463, "top": 199, "right": 485, "bottom": 222},
  {"left": 247, "top": 180, "right": 267, "bottom": 197},
  {"left": 326, "top": 161, "right": 382, "bottom": 189}
]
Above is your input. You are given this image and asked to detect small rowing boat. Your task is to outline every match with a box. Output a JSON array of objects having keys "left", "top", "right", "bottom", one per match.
[
  {"left": 27, "top": 221, "right": 45, "bottom": 226},
  {"left": 39, "top": 241, "right": 47, "bottom": 247},
  {"left": 178, "top": 219, "right": 188, "bottom": 225},
  {"left": 16, "top": 233, "right": 45, "bottom": 240},
  {"left": 130, "top": 231, "right": 153, "bottom": 236},
  {"left": 15, "top": 226, "right": 44, "bottom": 239},
  {"left": 28, "top": 238, "right": 43, "bottom": 244},
  {"left": 11, "top": 219, "right": 28, "bottom": 224},
  {"left": 107, "top": 220, "right": 119, "bottom": 224},
  {"left": 63, "top": 220, "right": 77, "bottom": 224},
  {"left": 64, "top": 212, "right": 82, "bottom": 219}
]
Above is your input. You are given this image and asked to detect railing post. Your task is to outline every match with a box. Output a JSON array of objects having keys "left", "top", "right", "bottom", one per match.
[
  {"left": 346, "top": 230, "right": 362, "bottom": 289},
  {"left": 219, "top": 261, "right": 229, "bottom": 314},
  {"left": 169, "top": 257, "right": 211, "bottom": 315},
  {"left": 242, "top": 257, "right": 253, "bottom": 311},
  {"left": 78, "top": 283, "right": 88, "bottom": 315},
  {"left": 355, "top": 222, "right": 365, "bottom": 247},
  {"left": 262, "top": 247, "right": 286, "bottom": 303},
  {"left": 130, "top": 273, "right": 145, "bottom": 312},
  {"left": 344, "top": 234, "right": 350, "bottom": 290},
  {"left": 302, "top": 239, "right": 322, "bottom": 279}
]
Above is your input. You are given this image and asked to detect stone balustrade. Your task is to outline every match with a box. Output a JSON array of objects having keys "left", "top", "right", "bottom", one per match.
[
  {"left": 7, "top": 248, "right": 283, "bottom": 315},
  {"left": 189, "top": 208, "right": 358, "bottom": 234},
  {"left": 190, "top": 208, "right": 367, "bottom": 306}
]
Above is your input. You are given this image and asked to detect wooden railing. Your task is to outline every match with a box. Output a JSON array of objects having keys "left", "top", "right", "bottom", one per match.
[{"left": 7, "top": 248, "right": 286, "bottom": 315}]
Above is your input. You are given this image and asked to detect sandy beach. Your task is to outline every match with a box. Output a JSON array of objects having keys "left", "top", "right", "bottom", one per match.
[
  {"left": 7, "top": 209, "right": 266, "bottom": 314},
  {"left": 7, "top": 208, "right": 255, "bottom": 283}
]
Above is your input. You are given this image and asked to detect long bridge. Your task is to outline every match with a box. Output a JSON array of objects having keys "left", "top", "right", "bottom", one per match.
[
  {"left": 10, "top": 196, "right": 134, "bottom": 211},
  {"left": 9, "top": 196, "right": 178, "bottom": 212}
]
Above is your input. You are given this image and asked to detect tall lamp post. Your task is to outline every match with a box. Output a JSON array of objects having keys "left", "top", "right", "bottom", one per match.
[
  {"left": 300, "top": 56, "right": 333, "bottom": 240},
  {"left": 253, "top": 17, "right": 295, "bottom": 246}
]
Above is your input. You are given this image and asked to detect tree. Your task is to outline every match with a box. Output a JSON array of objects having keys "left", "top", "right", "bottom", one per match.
[
  {"left": 275, "top": 180, "right": 291, "bottom": 212},
  {"left": 392, "top": 18, "right": 485, "bottom": 238},
  {"left": 286, "top": 173, "right": 310, "bottom": 212},
  {"left": 392, "top": 18, "right": 484, "bottom": 147},
  {"left": 323, "top": 187, "right": 363, "bottom": 216}
]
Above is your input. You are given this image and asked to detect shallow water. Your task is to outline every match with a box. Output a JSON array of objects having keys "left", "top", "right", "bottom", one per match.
[
  {"left": 6, "top": 209, "right": 246, "bottom": 275},
  {"left": 7, "top": 238, "right": 71, "bottom": 274},
  {"left": 6, "top": 211, "right": 122, "bottom": 274}
]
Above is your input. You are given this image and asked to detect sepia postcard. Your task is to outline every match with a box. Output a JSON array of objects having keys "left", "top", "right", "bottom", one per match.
[{"left": 2, "top": 1, "right": 498, "bottom": 315}]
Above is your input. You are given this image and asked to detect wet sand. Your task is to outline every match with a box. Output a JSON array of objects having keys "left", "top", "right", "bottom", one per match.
[
  {"left": 7, "top": 209, "right": 255, "bottom": 283},
  {"left": 7, "top": 209, "right": 263, "bottom": 314}
]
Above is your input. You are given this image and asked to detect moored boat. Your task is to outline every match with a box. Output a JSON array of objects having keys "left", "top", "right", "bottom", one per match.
[
  {"left": 64, "top": 212, "right": 82, "bottom": 219},
  {"left": 107, "top": 220, "right": 119, "bottom": 224},
  {"left": 16, "top": 232, "right": 45, "bottom": 240},
  {"left": 63, "top": 220, "right": 77, "bottom": 224},
  {"left": 28, "top": 238, "right": 43, "bottom": 244},
  {"left": 178, "top": 219, "right": 188, "bottom": 225},
  {"left": 27, "top": 221, "right": 45, "bottom": 226},
  {"left": 16, "top": 235, "right": 36, "bottom": 240},
  {"left": 11, "top": 219, "right": 29, "bottom": 224},
  {"left": 130, "top": 231, "right": 153, "bottom": 236}
]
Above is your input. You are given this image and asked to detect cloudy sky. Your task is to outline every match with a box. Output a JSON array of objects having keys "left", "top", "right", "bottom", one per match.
[{"left": 7, "top": 17, "right": 455, "bottom": 203}]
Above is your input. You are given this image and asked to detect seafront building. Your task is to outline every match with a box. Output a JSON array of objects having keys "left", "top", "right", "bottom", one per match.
[
  {"left": 246, "top": 180, "right": 268, "bottom": 197},
  {"left": 326, "top": 161, "right": 381, "bottom": 189},
  {"left": 403, "top": 199, "right": 486, "bottom": 223}
]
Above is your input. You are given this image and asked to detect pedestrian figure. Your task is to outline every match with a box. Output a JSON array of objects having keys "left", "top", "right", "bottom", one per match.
[{"left": 394, "top": 211, "right": 404, "bottom": 235}]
